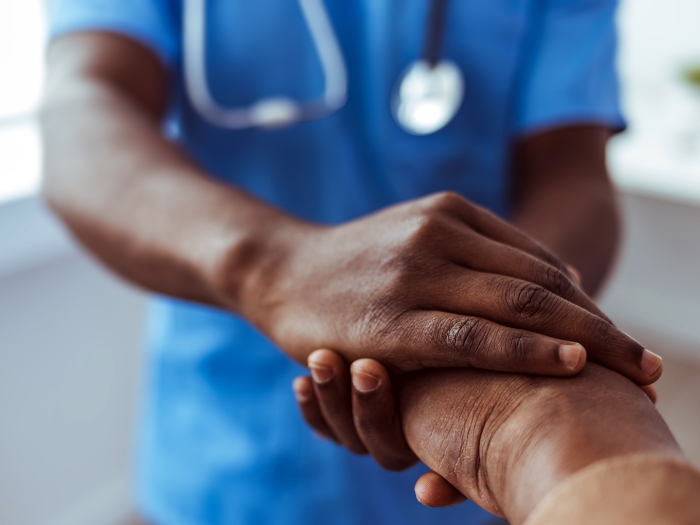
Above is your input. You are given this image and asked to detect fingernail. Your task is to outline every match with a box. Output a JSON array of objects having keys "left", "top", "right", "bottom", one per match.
[
  {"left": 641, "top": 349, "right": 663, "bottom": 377},
  {"left": 352, "top": 371, "right": 381, "bottom": 393},
  {"left": 309, "top": 364, "right": 334, "bottom": 384},
  {"left": 292, "top": 378, "right": 311, "bottom": 403},
  {"left": 559, "top": 343, "right": 584, "bottom": 371}
]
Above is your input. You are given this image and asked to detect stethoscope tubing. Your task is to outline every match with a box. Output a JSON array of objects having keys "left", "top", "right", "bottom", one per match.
[
  {"left": 423, "top": 0, "right": 448, "bottom": 67},
  {"left": 183, "top": 0, "right": 347, "bottom": 129},
  {"left": 182, "top": 0, "right": 456, "bottom": 132}
]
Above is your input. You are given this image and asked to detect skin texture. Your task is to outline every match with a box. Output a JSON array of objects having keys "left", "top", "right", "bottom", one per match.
[
  {"left": 42, "top": 32, "right": 662, "bottom": 384},
  {"left": 523, "top": 455, "right": 700, "bottom": 525},
  {"left": 295, "top": 349, "right": 657, "bottom": 493},
  {"left": 294, "top": 362, "right": 683, "bottom": 524}
]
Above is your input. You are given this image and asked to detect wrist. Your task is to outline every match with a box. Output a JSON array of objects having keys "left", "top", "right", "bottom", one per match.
[
  {"left": 207, "top": 206, "right": 309, "bottom": 317},
  {"left": 492, "top": 366, "right": 681, "bottom": 524},
  {"left": 523, "top": 455, "right": 700, "bottom": 525}
]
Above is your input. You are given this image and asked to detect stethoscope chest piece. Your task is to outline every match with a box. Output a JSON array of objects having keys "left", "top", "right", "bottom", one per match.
[{"left": 392, "top": 59, "right": 465, "bottom": 136}]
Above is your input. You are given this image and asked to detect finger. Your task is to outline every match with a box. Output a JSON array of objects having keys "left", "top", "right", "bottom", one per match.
[
  {"left": 349, "top": 359, "right": 418, "bottom": 471},
  {"left": 415, "top": 471, "right": 467, "bottom": 508},
  {"left": 446, "top": 197, "right": 576, "bottom": 281},
  {"left": 566, "top": 265, "right": 583, "bottom": 287},
  {"left": 640, "top": 384, "right": 657, "bottom": 404},
  {"left": 393, "top": 311, "right": 586, "bottom": 376},
  {"left": 425, "top": 269, "right": 662, "bottom": 385},
  {"left": 293, "top": 376, "right": 338, "bottom": 441},
  {"left": 444, "top": 231, "right": 610, "bottom": 322},
  {"left": 308, "top": 350, "right": 368, "bottom": 454}
]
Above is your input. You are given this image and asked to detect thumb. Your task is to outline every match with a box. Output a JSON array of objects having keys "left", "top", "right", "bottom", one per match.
[{"left": 414, "top": 471, "right": 467, "bottom": 508}]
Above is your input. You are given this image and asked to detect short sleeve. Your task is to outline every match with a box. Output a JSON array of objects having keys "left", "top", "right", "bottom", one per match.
[
  {"left": 48, "top": 0, "right": 180, "bottom": 67},
  {"left": 513, "top": 0, "right": 626, "bottom": 135}
]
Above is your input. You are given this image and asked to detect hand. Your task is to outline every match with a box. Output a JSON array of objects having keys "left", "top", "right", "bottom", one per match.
[
  {"left": 293, "top": 349, "right": 421, "bottom": 461},
  {"left": 396, "top": 363, "right": 680, "bottom": 523},
  {"left": 294, "top": 355, "right": 680, "bottom": 523},
  {"left": 242, "top": 192, "right": 661, "bottom": 384},
  {"left": 293, "top": 349, "right": 660, "bottom": 504},
  {"left": 293, "top": 349, "right": 467, "bottom": 506}
]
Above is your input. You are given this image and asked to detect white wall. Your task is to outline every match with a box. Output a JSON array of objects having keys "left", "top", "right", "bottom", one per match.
[
  {"left": 599, "top": 192, "right": 700, "bottom": 365},
  {"left": 0, "top": 214, "right": 146, "bottom": 525}
]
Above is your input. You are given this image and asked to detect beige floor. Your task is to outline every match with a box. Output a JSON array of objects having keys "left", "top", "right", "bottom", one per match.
[{"left": 654, "top": 354, "right": 700, "bottom": 467}]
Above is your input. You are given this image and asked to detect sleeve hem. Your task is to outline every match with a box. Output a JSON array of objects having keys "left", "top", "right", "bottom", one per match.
[
  {"left": 513, "top": 111, "right": 627, "bottom": 139},
  {"left": 49, "top": 20, "right": 177, "bottom": 70}
]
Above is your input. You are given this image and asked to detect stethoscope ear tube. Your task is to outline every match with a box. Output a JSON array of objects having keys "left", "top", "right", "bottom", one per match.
[
  {"left": 183, "top": 0, "right": 347, "bottom": 129},
  {"left": 299, "top": 0, "right": 347, "bottom": 114},
  {"left": 183, "top": 0, "right": 251, "bottom": 128},
  {"left": 183, "top": 0, "right": 462, "bottom": 135}
]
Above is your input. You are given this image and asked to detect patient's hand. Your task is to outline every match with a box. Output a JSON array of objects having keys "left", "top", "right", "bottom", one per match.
[
  {"left": 397, "top": 363, "right": 679, "bottom": 522},
  {"left": 294, "top": 356, "right": 680, "bottom": 524}
]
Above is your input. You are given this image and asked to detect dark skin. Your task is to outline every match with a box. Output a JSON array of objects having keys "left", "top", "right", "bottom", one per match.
[
  {"left": 294, "top": 350, "right": 659, "bottom": 503},
  {"left": 293, "top": 362, "right": 685, "bottom": 524},
  {"left": 511, "top": 124, "right": 620, "bottom": 295},
  {"left": 42, "top": 32, "right": 661, "bottom": 383}
]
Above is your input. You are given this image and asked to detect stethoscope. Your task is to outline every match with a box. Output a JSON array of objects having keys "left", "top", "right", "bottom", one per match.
[{"left": 183, "top": 0, "right": 464, "bottom": 135}]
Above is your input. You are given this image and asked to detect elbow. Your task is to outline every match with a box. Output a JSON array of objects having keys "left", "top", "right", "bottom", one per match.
[
  {"left": 39, "top": 95, "right": 72, "bottom": 223},
  {"left": 38, "top": 96, "right": 92, "bottom": 231},
  {"left": 40, "top": 169, "right": 62, "bottom": 217},
  {"left": 40, "top": 158, "right": 73, "bottom": 225},
  {"left": 39, "top": 145, "right": 87, "bottom": 234}
]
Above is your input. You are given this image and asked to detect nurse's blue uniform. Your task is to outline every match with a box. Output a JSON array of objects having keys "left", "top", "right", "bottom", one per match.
[{"left": 50, "top": 1, "right": 625, "bottom": 524}]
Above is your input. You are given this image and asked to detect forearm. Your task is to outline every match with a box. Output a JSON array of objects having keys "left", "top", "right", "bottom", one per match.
[
  {"left": 524, "top": 455, "right": 700, "bottom": 525},
  {"left": 513, "top": 178, "right": 619, "bottom": 296},
  {"left": 511, "top": 125, "right": 620, "bottom": 295},
  {"left": 41, "top": 48, "right": 300, "bottom": 311}
]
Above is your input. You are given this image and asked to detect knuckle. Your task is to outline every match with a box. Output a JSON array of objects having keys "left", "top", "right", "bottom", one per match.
[
  {"left": 404, "top": 214, "right": 452, "bottom": 249},
  {"left": 540, "top": 264, "right": 577, "bottom": 301},
  {"left": 505, "top": 282, "right": 555, "bottom": 322},
  {"left": 588, "top": 316, "right": 614, "bottom": 348},
  {"left": 529, "top": 242, "right": 566, "bottom": 272},
  {"left": 445, "top": 317, "right": 491, "bottom": 359},
  {"left": 353, "top": 413, "right": 382, "bottom": 436},
  {"left": 505, "top": 332, "right": 533, "bottom": 363},
  {"left": 552, "top": 257, "right": 573, "bottom": 278},
  {"left": 394, "top": 223, "right": 454, "bottom": 283},
  {"left": 359, "top": 294, "right": 403, "bottom": 334},
  {"left": 425, "top": 191, "right": 465, "bottom": 212}
]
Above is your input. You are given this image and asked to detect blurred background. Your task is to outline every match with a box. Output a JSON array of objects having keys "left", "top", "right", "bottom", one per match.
[{"left": 1, "top": 1, "right": 699, "bottom": 524}]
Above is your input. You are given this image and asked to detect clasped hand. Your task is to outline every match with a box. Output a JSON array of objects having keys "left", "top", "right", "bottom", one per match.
[
  {"left": 241, "top": 191, "right": 660, "bottom": 383},
  {"left": 237, "top": 192, "right": 666, "bottom": 510}
]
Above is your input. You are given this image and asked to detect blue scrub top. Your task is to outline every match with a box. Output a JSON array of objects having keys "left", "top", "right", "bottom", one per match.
[{"left": 50, "top": 1, "right": 624, "bottom": 524}]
